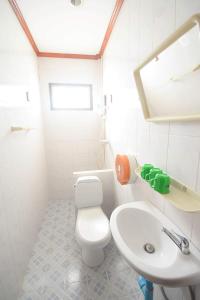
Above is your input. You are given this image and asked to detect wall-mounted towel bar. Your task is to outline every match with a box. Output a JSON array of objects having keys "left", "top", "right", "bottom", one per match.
[{"left": 10, "top": 126, "right": 36, "bottom": 132}]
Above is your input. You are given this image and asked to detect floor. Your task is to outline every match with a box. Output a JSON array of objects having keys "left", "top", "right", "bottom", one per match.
[{"left": 19, "top": 199, "right": 143, "bottom": 300}]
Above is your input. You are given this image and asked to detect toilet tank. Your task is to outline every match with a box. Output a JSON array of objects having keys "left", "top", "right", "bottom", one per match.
[{"left": 75, "top": 176, "right": 103, "bottom": 208}]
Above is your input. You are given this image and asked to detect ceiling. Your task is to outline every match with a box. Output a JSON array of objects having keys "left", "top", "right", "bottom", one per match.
[{"left": 9, "top": 0, "right": 124, "bottom": 59}]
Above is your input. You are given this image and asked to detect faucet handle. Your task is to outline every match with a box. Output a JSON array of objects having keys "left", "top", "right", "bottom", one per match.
[
  {"left": 172, "top": 231, "right": 190, "bottom": 254},
  {"left": 172, "top": 230, "right": 188, "bottom": 242},
  {"left": 162, "top": 227, "right": 190, "bottom": 255}
]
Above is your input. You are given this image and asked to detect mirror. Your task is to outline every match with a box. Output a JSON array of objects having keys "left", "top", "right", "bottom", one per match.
[{"left": 134, "top": 14, "right": 200, "bottom": 122}]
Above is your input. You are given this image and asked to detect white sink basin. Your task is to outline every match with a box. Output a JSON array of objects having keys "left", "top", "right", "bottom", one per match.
[{"left": 110, "top": 201, "right": 200, "bottom": 287}]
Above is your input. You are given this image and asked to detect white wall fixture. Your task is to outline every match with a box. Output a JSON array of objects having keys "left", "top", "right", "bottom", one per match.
[
  {"left": 73, "top": 169, "right": 115, "bottom": 217},
  {"left": 134, "top": 14, "right": 200, "bottom": 122},
  {"left": 0, "top": 84, "right": 30, "bottom": 107},
  {"left": 70, "top": 0, "right": 82, "bottom": 7},
  {"left": 110, "top": 201, "right": 200, "bottom": 286},
  {"left": 115, "top": 154, "right": 138, "bottom": 185},
  {"left": 135, "top": 166, "right": 200, "bottom": 212},
  {"left": 74, "top": 175, "right": 111, "bottom": 267},
  {"left": 10, "top": 126, "right": 36, "bottom": 132}
]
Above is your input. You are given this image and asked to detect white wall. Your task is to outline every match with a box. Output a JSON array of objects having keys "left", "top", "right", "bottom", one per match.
[
  {"left": 38, "top": 58, "right": 104, "bottom": 201},
  {"left": 0, "top": 1, "right": 48, "bottom": 299},
  {"left": 103, "top": 0, "right": 200, "bottom": 299}
]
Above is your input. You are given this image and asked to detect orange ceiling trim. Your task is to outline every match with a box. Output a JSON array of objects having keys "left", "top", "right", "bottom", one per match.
[
  {"left": 8, "top": 0, "right": 39, "bottom": 55},
  {"left": 38, "top": 52, "right": 100, "bottom": 60},
  {"left": 99, "top": 0, "right": 124, "bottom": 57},
  {"left": 8, "top": 0, "right": 124, "bottom": 60}
]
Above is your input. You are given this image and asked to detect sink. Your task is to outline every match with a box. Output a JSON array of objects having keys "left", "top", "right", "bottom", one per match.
[{"left": 110, "top": 201, "right": 200, "bottom": 287}]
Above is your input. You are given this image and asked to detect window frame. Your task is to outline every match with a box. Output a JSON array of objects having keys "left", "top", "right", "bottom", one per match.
[{"left": 49, "top": 83, "right": 93, "bottom": 111}]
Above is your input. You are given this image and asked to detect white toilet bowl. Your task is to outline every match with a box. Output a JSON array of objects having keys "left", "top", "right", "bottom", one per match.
[{"left": 74, "top": 176, "right": 111, "bottom": 267}]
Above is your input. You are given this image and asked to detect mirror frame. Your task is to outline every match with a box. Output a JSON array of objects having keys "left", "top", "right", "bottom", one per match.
[{"left": 133, "top": 14, "right": 200, "bottom": 122}]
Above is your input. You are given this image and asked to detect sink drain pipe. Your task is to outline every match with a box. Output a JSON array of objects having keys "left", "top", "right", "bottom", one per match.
[{"left": 137, "top": 276, "right": 153, "bottom": 300}]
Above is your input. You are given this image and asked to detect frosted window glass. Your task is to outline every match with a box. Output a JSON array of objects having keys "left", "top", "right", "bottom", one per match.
[{"left": 49, "top": 83, "right": 93, "bottom": 110}]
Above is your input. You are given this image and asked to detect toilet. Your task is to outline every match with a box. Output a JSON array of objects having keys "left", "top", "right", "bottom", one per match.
[{"left": 74, "top": 176, "right": 111, "bottom": 267}]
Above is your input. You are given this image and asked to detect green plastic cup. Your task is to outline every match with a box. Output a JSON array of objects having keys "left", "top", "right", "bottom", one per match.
[
  {"left": 141, "top": 164, "right": 154, "bottom": 180},
  {"left": 154, "top": 173, "right": 170, "bottom": 194},
  {"left": 148, "top": 168, "right": 162, "bottom": 187}
]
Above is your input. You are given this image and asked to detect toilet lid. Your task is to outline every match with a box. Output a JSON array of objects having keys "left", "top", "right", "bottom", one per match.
[{"left": 76, "top": 207, "right": 111, "bottom": 246}]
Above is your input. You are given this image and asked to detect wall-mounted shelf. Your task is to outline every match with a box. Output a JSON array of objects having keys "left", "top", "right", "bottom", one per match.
[{"left": 135, "top": 166, "right": 200, "bottom": 212}]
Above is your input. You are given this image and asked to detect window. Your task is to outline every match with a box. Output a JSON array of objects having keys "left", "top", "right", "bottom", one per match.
[{"left": 49, "top": 83, "right": 93, "bottom": 110}]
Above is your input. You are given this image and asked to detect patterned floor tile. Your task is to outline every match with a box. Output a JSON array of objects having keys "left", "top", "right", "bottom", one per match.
[
  {"left": 19, "top": 199, "right": 140, "bottom": 300},
  {"left": 87, "top": 271, "right": 111, "bottom": 300},
  {"left": 44, "top": 286, "right": 67, "bottom": 300},
  {"left": 64, "top": 281, "right": 88, "bottom": 300},
  {"left": 107, "top": 265, "right": 140, "bottom": 298}
]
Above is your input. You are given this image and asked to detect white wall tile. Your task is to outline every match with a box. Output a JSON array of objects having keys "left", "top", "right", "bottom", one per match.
[
  {"left": 152, "top": 0, "right": 175, "bottom": 48},
  {"left": 131, "top": 177, "right": 154, "bottom": 203},
  {"left": 139, "top": 0, "right": 154, "bottom": 60},
  {"left": 148, "top": 190, "right": 165, "bottom": 212},
  {"left": 170, "top": 121, "right": 200, "bottom": 137},
  {"left": 196, "top": 163, "right": 200, "bottom": 193},
  {"left": 39, "top": 58, "right": 102, "bottom": 202},
  {"left": 167, "top": 135, "right": 200, "bottom": 189},
  {"left": 191, "top": 212, "right": 200, "bottom": 250},
  {"left": 0, "top": 1, "right": 48, "bottom": 299},
  {"left": 176, "top": 0, "right": 200, "bottom": 27},
  {"left": 163, "top": 201, "right": 193, "bottom": 239},
  {"left": 136, "top": 111, "right": 151, "bottom": 165},
  {"left": 150, "top": 122, "right": 170, "bottom": 135},
  {"left": 103, "top": 1, "right": 200, "bottom": 297},
  {"left": 149, "top": 132, "right": 169, "bottom": 170}
]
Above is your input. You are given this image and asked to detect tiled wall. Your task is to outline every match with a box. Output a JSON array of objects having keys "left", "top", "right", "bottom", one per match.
[
  {"left": 103, "top": 0, "right": 200, "bottom": 299},
  {"left": 38, "top": 58, "right": 103, "bottom": 201},
  {"left": 0, "top": 1, "right": 48, "bottom": 299}
]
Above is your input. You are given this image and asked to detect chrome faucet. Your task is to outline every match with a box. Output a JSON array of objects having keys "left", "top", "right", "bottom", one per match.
[{"left": 162, "top": 227, "right": 190, "bottom": 255}]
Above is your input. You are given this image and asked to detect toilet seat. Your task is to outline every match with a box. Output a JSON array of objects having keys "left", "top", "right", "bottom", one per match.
[{"left": 76, "top": 207, "right": 111, "bottom": 248}]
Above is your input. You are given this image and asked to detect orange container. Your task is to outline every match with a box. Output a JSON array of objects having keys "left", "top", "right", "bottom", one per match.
[{"left": 115, "top": 154, "right": 131, "bottom": 185}]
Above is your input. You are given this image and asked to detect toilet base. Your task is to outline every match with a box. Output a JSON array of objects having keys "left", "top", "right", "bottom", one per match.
[{"left": 82, "top": 247, "right": 104, "bottom": 267}]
